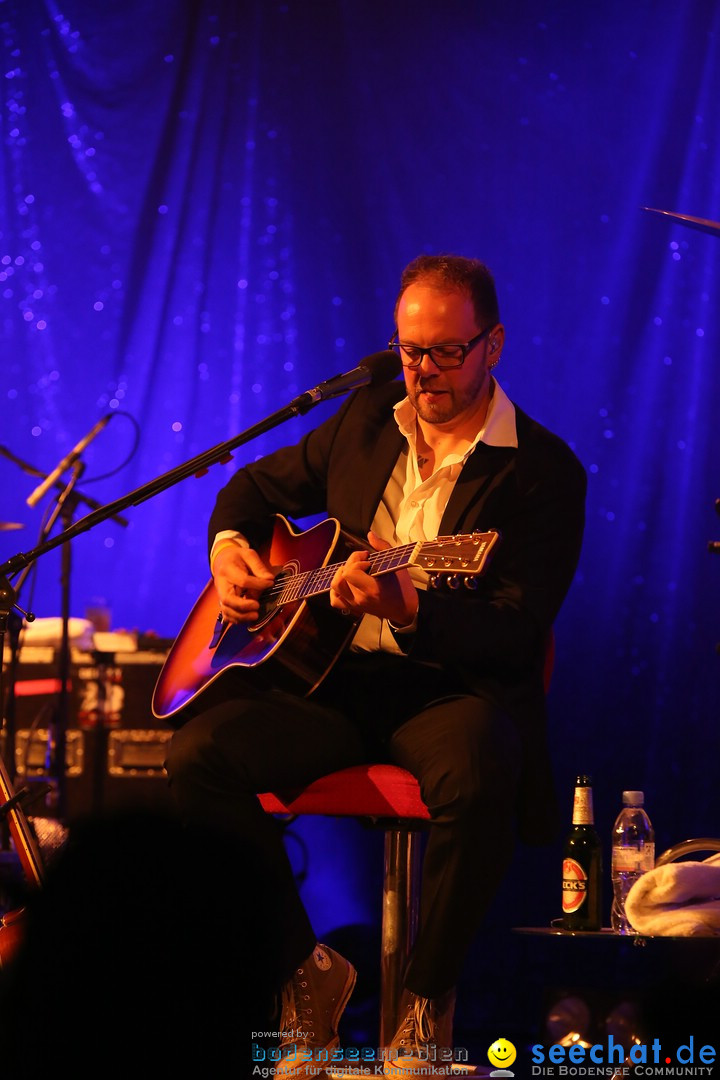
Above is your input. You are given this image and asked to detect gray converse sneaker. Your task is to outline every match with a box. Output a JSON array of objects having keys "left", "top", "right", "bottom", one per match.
[
  {"left": 382, "top": 988, "right": 456, "bottom": 1078},
  {"left": 276, "top": 944, "right": 357, "bottom": 1080}
]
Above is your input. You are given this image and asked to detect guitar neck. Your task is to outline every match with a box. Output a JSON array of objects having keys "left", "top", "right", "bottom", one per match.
[{"left": 274, "top": 543, "right": 418, "bottom": 605}]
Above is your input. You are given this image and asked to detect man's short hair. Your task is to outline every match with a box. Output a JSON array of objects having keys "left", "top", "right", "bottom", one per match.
[{"left": 394, "top": 254, "right": 500, "bottom": 329}]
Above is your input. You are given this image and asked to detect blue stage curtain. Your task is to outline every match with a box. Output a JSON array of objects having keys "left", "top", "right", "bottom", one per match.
[{"left": 2, "top": 0, "right": 720, "bottom": 1031}]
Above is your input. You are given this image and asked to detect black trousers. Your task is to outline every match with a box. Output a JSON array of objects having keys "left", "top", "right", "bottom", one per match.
[{"left": 164, "top": 652, "right": 521, "bottom": 999}]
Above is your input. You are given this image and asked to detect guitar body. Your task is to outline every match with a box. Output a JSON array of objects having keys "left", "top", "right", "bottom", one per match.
[
  {"left": 0, "top": 907, "right": 27, "bottom": 970},
  {"left": 152, "top": 515, "right": 361, "bottom": 726}
]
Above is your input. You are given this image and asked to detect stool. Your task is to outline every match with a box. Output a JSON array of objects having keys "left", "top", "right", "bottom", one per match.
[{"left": 259, "top": 762, "right": 430, "bottom": 1045}]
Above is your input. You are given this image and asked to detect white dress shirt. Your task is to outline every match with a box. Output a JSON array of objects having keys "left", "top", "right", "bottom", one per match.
[{"left": 350, "top": 378, "right": 518, "bottom": 653}]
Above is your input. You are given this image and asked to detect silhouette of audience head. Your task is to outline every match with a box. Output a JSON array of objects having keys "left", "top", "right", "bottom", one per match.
[{"left": 0, "top": 808, "right": 283, "bottom": 1075}]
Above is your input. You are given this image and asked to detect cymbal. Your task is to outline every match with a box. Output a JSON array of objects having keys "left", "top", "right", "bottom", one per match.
[
  {"left": 0, "top": 521, "right": 24, "bottom": 531},
  {"left": 641, "top": 206, "right": 720, "bottom": 237}
]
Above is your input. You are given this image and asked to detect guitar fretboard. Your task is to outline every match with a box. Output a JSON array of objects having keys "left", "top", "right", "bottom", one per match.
[{"left": 267, "top": 543, "right": 421, "bottom": 606}]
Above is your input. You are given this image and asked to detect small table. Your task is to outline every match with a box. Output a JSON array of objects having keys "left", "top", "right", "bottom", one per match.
[{"left": 512, "top": 925, "right": 720, "bottom": 1055}]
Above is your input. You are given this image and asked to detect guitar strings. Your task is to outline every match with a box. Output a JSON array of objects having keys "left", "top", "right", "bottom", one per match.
[
  {"left": 261, "top": 543, "right": 419, "bottom": 604},
  {"left": 257, "top": 534, "right": 486, "bottom": 606}
]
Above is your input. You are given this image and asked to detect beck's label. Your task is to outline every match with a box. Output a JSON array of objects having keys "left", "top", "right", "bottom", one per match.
[{"left": 562, "top": 857, "right": 589, "bottom": 912}]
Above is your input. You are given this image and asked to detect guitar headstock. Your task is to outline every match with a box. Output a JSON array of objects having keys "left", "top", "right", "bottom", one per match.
[{"left": 412, "top": 530, "right": 500, "bottom": 587}]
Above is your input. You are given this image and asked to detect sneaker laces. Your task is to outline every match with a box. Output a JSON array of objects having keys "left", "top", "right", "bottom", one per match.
[
  {"left": 395, "top": 995, "right": 435, "bottom": 1051},
  {"left": 279, "top": 966, "right": 315, "bottom": 1045}
]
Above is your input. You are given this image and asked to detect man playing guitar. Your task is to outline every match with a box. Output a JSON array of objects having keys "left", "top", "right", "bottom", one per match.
[{"left": 164, "top": 254, "right": 587, "bottom": 1077}]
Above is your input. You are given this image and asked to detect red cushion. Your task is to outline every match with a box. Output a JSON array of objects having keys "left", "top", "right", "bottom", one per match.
[{"left": 259, "top": 764, "right": 430, "bottom": 820}]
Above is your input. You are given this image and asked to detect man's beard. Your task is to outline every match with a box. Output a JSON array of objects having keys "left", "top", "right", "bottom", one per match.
[{"left": 409, "top": 367, "right": 489, "bottom": 425}]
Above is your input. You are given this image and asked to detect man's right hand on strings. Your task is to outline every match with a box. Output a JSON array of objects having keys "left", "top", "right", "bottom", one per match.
[{"left": 211, "top": 542, "right": 275, "bottom": 624}]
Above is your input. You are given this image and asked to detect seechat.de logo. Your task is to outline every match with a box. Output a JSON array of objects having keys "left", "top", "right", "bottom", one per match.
[{"left": 530, "top": 1034, "right": 717, "bottom": 1076}]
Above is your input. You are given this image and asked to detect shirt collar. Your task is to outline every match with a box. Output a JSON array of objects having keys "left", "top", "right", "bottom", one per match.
[{"left": 392, "top": 376, "right": 518, "bottom": 451}]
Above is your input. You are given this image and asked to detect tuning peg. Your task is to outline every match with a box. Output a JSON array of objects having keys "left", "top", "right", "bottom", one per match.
[
  {"left": 463, "top": 577, "right": 478, "bottom": 590},
  {"left": 445, "top": 575, "right": 461, "bottom": 589},
  {"left": 428, "top": 574, "right": 441, "bottom": 589}
]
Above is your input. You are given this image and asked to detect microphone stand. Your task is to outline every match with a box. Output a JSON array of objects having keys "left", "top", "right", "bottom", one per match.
[
  {"left": 0, "top": 463, "right": 85, "bottom": 825},
  {"left": 0, "top": 586, "right": 46, "bottom": 888},
  {"left": 0, "top": 390, "right": 328, "bottom": 582},
  {"left": 0, "top": 386, "right": 338, "bottom": 826},
  {"left": 50, "top": 462, "right": 86, "bottom": 820},
  {"left": 0, "top": 443, "right": 129, "bottom": 528},
  {"left": 1, "top": 448, "right": 127, "bottom": 824}
]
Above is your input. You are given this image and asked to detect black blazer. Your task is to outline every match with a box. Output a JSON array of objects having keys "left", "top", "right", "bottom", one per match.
[{"left": 209, "top": 381, "right": 587, "bottom": 841}]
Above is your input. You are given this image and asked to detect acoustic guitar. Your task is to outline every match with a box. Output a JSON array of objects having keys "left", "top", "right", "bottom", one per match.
[
  {"left": 152, "top": 514, "right": 500, "bottom": 726},
  {"left": 0, "top": 755, "right": 46, "bottom": 968}
]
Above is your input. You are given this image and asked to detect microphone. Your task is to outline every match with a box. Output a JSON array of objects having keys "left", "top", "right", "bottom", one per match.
[
  {"left": 294, "top": 350, "right": 402, "bottom": 408},
  {"left": 26, "top": 414, "right": 114, "bottom": 508}
]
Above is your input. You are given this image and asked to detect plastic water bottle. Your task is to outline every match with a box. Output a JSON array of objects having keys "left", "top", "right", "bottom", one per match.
[{"left": 610, "top": 791, "right": 655, "bottom": 934}]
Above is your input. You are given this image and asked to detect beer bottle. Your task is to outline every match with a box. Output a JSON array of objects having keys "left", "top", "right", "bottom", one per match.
[{"left": 561, "top": 774, "right": 602, "bottom": 930}]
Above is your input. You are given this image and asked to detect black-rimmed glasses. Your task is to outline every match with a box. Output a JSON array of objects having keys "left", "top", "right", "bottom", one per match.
[{"left": 388, "top": 326, "right": 492, "bottom": 370}]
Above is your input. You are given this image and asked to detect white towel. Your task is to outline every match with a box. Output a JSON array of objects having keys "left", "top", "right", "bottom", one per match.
[{"left": 624, "top": 852, "right": 720, "bottom": 936}]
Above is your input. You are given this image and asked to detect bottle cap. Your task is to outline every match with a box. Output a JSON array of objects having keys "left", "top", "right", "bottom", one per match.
[{"left": 622, "top": 790, "right": 644, "bottom": 805}]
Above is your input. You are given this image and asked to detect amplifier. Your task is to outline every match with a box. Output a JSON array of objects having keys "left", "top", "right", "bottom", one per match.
[{"left": 2, "top": 645, "right": 177, "bottom": 821}]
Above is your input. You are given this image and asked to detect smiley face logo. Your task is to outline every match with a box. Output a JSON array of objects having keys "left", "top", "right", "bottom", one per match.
[{"left": 488, "top": 1038, "right": 517, "bottom": 1071}]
